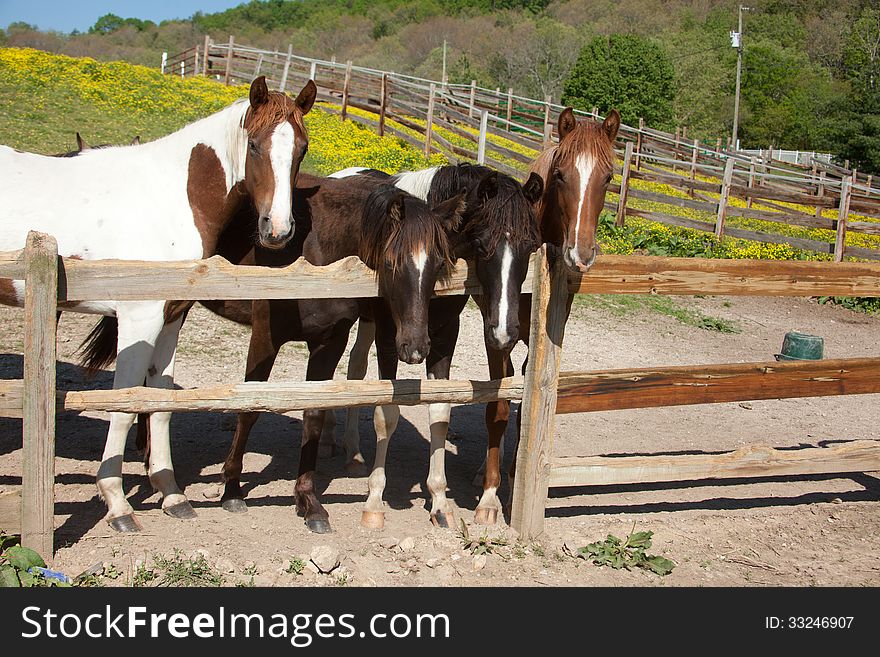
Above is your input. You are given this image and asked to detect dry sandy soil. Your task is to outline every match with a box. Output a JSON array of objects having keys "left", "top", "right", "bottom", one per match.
[{"left": 1, "top": 291, "right": 879, "bottom": 587}]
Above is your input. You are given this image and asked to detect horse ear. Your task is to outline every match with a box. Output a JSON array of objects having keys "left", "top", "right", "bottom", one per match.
[
  {"left": 76, "top": 132, "right": 89, "bottom": 152},
  {"left": 522, "top": 172, "right": 544, "bottom": 204},
  {"left": 130, "top": 135, "right": 140, "bottom": 146},
  {"left": 294, "top": 80, "right": 317, "bottom": 116},
  {"left": 558, "top": 108, "right": 577, "bottom": 140},
  {"left": 603, "top": 109, "right": 621, "bottom": 141},
  {"left": 477, "top": 170, "right": 499, "bottom": 201},
  {"left": 433, "top": 190, "right": 466, "bottom": 231},
  {"left": 388, "top": 190, "right": 406, "bottom": 225},
  {"left": 249, "top": 76, "right": 270, "bottom": 108}
]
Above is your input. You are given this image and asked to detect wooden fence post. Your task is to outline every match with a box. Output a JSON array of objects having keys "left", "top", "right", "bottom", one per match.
[
  {"left": 309, "top": 60, "right": 317, "bottom": 83},
  {"left": 224, "top": 35, "right": 234, "bottom": 85},
  {"left": 688, "top": 138, "right": 699, "bottom": 197},
  {"left": 591, "top": 106, "right": 598, "bottom": 118},
  {"left": 424, "top": 83, "right": 436, "bottom": 157},
  {"left": 161, "top": 51, "right": 167, "bottom": 74},
  {"left": 202, "top": 35, "right": 210, "bottom": 75},
  {"left": 672, "top": 126, "right": 681, "bottom": 172},
  {"left": 469, "top": 80, "right": 477, "bottom": 118},
  {"left": 542, "top": 95, "right": 553, "bottom": 147},
  {"left": 746, "top": 156, "right": 757, "bottom": 209},
  {"left": 815, "top": 171, "right": 827, "bottom": 219},
  {"left": 279, "top": 44, "right": 293, "bottom": 92},
  {"left": 180, "top": 61, "right": 185, "bottom": 78},
  {"left": 616, "top": 141, "right": 634, "bottom": 227},
  {"left": 22, "top": 231, "right": 58, "bottom": 560},
  {"left": 340, "top": 61, "right": 353, "bottom": 121},
  {"left": 194, "top": 46, "right": 199, "bottom": 79},
  {"left": 253, "top": 53, "right": 263, "bottom": 78},
  {"left": 834, "top": 178, "right": 852, "bottom": 262},
  {"left": 378, "top": 73, "right": 388, "bottom": 137},
  {"left": 510, "top": 246, "right": 568, "bottom": 540},
  {"left": 715, "top": 157, "right": 735, "bottom": 240},
  {"left": 477, "top": 110, "right": 489, "bottom": 165},
  {"left": 506, "top": 88, "right": 513, "bottom": 131},
  {"left": 635, "top": 117, "right": 644, "bottom": 170},
  {"left": 715, "top": 137, "right": 722, "bottom": 154}
]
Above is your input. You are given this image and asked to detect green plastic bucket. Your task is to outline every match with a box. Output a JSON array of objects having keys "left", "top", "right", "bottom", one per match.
[{"left": 774, "top": 331, "right": 824, "bottom": 361}]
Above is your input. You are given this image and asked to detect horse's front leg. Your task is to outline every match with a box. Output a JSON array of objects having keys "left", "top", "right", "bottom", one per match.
[
  {"left": 144, "top": 315, "right": 195, "bottom": 520},
  {"left": 341, "top": 317, "right": 375, "bottom": 475},
  {"left": 361, "top": 313, "right": 399, "bottom": 530},
  {"left": 220, "top": 300, "right": 282, "bottom": 513},
  {"left": 96, "top": 303, "right": 165, "bottom": 532},
  {"left": 295, "top": 331, "right": 350, "bottom": 534}
]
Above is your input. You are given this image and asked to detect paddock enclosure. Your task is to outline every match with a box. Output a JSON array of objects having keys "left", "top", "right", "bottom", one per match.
[{"left": 2, "top": 233, "right": 879, "bottom": 562}]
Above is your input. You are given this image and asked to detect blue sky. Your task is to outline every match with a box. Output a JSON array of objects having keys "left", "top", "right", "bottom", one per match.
[{"left": 0, "top": 1, "right": 246, "bottom": 33}]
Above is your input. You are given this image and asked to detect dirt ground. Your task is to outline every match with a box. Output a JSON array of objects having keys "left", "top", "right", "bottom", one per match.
[{"left": 1, "top": 291, "right": 879, "bottom": 587}]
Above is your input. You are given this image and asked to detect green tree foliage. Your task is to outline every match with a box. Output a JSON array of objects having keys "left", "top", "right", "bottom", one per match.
[
  {"left": 89, "top": 14, "right": 155, "bottom": 35},
  {"left": 562, "top": 34, "right": 675, "bottom": 129}
]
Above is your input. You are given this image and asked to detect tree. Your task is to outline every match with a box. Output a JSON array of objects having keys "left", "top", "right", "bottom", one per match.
[{"left": 562, "top": 34, "right": 675, "bottom": 129}]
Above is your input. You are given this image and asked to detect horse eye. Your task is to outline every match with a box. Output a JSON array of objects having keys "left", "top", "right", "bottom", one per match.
[
  {"left": 248, "top": 140, "right": 260, "bottom": 156},
  {"left": 553, "top": 169, "right": 564, "bottom": 182}
]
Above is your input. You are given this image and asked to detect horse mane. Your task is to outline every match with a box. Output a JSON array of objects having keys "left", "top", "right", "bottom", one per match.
[
  {"left": 226, "top": 91, "right": 309, "bottom": 190},
  {"left": 360, "top": 184, "right": 455, "bottom": 278},
  {"left": 429, "top": 163, "right": 540, "bottom": 258},
  {"left": 529, "top": 117, "right": 616, "bottom": 216}
]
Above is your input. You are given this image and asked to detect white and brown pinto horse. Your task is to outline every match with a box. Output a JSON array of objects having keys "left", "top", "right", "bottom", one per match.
[{"left": 0, "top": 76, "right": 317, "bottom": 532}]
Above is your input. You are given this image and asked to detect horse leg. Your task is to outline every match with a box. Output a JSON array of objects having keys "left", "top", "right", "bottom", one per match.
[
  {"left": 295, "top": 332, "right": 350, "bottom": 534},
  {"left": 143, "top": 316, "right": 195, "bottom": 519},
  {"left": 476, "top": 343, "right": 514, "bottom": 525},
  {"left": 318, "top": 409, "right": 337, "bottom": 458},
  {"left": 342, "top": 318, "right": 375, "bottom": 475},
  {"left": 361, "top": 317, "right": 399, "bottom": 530},
  {"left": 220, "top": 301, "right": 282, "bottom": 513},
  {"left": 96, "top": 305, "right": 165, "bottom": 532}
]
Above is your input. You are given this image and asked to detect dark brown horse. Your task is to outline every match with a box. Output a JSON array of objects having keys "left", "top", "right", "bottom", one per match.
[
  {"left": 476, "top": 108, "right": 621, "bottom": 523},
  {"left": 197, "top": 172, "right": 464, "bottom": 533},
  {"left": 330, "top": 164, "right": 543, "bottom": 528}
]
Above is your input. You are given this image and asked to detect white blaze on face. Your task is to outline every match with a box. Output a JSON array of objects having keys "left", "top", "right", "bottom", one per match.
[
  {"left": 413, "top": 245, "right": 428, "bottom": 293},
  {"left": 569, "top": 153, "right": 595, "bottom": 268},
  {"left": 268, "top": 121, "right": 295, "bottom": 237},
  {"left": 493, "top": 239, "right": 514, "bottom": 346}
]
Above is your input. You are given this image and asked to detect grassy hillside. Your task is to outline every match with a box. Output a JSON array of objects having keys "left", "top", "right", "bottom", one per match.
[{"left": 0, "top": 47, "right": 441, "bottom": 176}]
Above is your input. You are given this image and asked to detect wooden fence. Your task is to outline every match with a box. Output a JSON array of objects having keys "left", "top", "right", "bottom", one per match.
[
  {"left": 158, "top": 38, "right": 880, "bottom": 263},
  {"left": 3, "top": 233, "right": 880, "bottom": 554}
]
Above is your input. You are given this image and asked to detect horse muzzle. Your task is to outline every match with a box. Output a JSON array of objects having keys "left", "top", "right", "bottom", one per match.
[
  {"left": 563, "top": 245, "right": 597, "bottom": 273},
  {"left": 258, "top": 215, "right": 293, "bottom": 250}
]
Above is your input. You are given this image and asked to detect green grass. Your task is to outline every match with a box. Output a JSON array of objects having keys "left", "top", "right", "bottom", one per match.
[{"left": 575, "top": 293, "right": 740, "bottom": 334}]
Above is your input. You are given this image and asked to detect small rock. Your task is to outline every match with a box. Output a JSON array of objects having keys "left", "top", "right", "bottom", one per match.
[
  {"left": 738, "top": 402, "right": 753, "bottom": 410},
  {"left": 450, "top": 554, "right": 461, "bottom": 562},
  {"left": 425, "top": 557, "right": 442, "bottom": 568},
  {"left": 310, "top": 545, "right": 341, "bottom": 574},
  {"left": 244, "top": 560, "right": 256, "bottom": 572},
  {"left": 398, "top": 536, "right": 416, "bottom": 552},
  {"left": 195, "top": 548, "right": 211, "bottom": 560},
  {"left": 831, "top": 497, "right": 843, "bottom": 504},
  {"left": 134, "top": 558, "right": 144, "bottom": 570},
  {"left": 472, "top": 554, "right": 487, "bottom": 571},
  {"left": 281, "top": 559, "right": 292, "bottom": 573},
  {"left": 377, "top": 536, "right": 399, "bottom": 550},
  {"left": 304, "top": 560, "right": 321, "bottom": 575},
  {"left": 254, "top": 573, "right": 278, "bottom": 587},
  {"left": 215, "top": 558, "right": 236, "bottom": 574}
]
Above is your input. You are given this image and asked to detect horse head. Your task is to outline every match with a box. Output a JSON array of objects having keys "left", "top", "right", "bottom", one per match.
[
  {"left": 533, "top": 107, "right": 620, "bottom": 272},
  {"left": 360, "top": 185, "right": 464, "bottom": 364},
  {"left": 241, "top": 76, "right": 316, "bottom": 250}
]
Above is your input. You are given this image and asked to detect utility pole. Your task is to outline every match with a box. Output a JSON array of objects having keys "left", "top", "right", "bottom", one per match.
[{"left": 731, "top": 5, "right": 752, "bottom": 151}]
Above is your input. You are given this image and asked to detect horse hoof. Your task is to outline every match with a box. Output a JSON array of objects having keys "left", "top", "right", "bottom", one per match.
[
  {"left": 163, "top": 501, "right": 197, "bottom": 520},
  {"left": 430, "top": 511, "right": 454, "bottom": 529},
  {"left": 318, "top": 443, "right": 336, "bottom": 459},
  {"left": 474, "top": 507, "right": 498, "bottom": 525},
  {"left": 306, "top": 517, "right": 332, "bottom": 534},
  {"left": 344, "top": 460, "right": 368, "bottom": 477},
  {"left": 108, "top": 514, "right": 142, "bottom": 533},
  {"left": 221, "top": 498, "right": 248, "bottom": 514},
  {"left": 361, "top": 510, "right": 385, "bottom": 530}
]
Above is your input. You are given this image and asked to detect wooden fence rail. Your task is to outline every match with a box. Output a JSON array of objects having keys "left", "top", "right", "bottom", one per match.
[{"left": 5, "top": 220, "right": 880, "bottom": 549}]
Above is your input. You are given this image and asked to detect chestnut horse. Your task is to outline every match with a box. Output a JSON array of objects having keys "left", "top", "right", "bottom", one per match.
[
  {"left": 196, "top": 173, "right": 464, "bottom": 533},
  {"left": 0, "top": 76, "right": 316, "bottom": 532},
  {"left": 477, "top": 108, "right": 621, "bottom": 522},
  {"left": 330, "top": 164, "right": 543, "bottom": 528}
]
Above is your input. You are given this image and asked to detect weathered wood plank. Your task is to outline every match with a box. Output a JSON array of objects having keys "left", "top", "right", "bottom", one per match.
[
  {"left": 60, "top": 377, "right": 526, "bottom": 414},
  {"left": 0, "top": 379, "right": 24, "bottom": 418},
  {"left": 548, "top": 441, "right": 880, "bottom": 488},
  {"left": 510, "top": 246, "right": 568, "bottom": 539},
  {"left": 22, "top": 231, "right": 57, "bottom": 559},
  {"left": 555, "top": 357, "right": 880, "bottom": 414},
  {"left": 567, "top": 255, "right": 880, "bottom": 296}
]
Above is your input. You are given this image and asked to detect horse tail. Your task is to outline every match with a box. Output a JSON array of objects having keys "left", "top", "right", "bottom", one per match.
[{"left": 78, "top": 316, "right": 118, "bottom": 376}]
